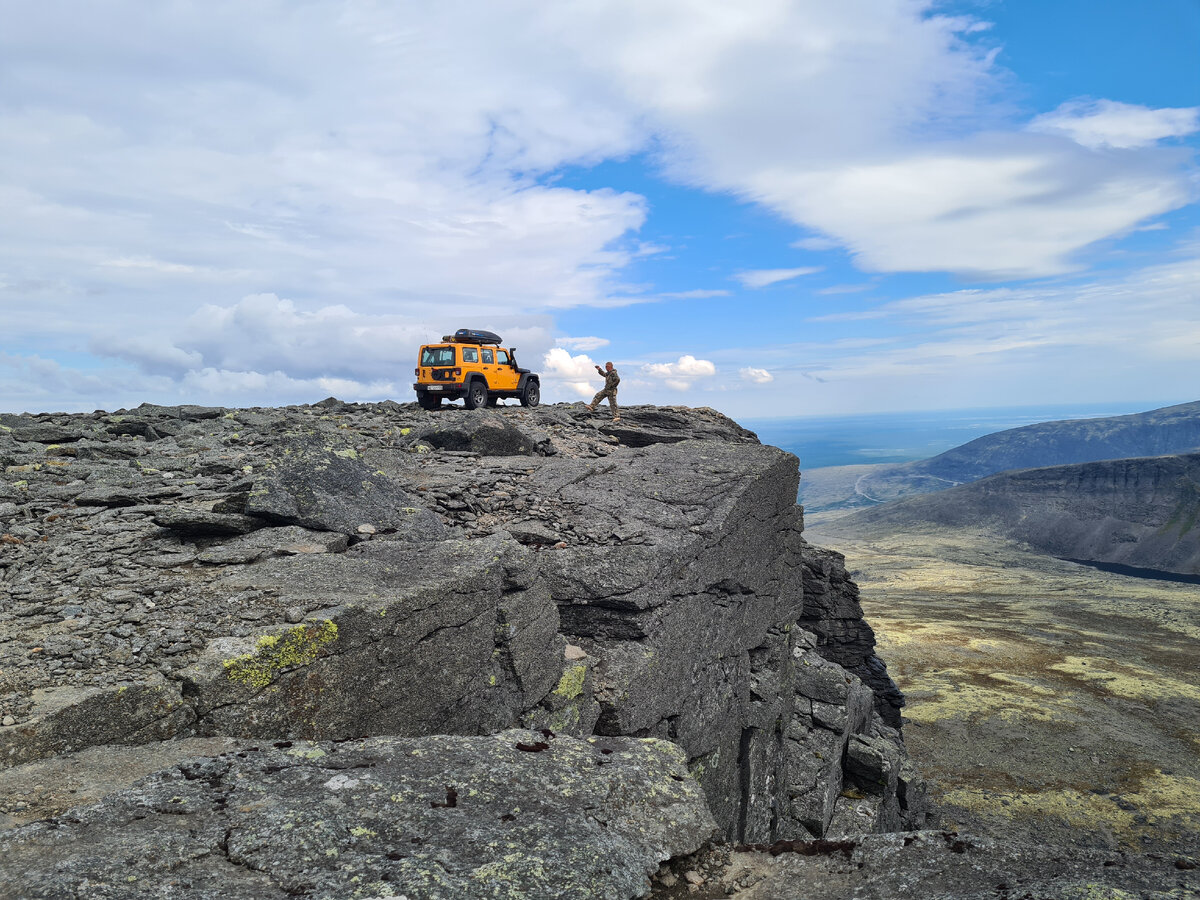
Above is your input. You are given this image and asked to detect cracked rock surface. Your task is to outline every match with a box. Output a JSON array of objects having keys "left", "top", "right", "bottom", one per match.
[{"left": 0, "top": 729, "right": 717, "bottom": 900}]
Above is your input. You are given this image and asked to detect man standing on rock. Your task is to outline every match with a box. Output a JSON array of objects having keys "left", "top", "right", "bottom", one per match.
[{"left": 585, "top": 361, "right": 620, "bottom": 422}]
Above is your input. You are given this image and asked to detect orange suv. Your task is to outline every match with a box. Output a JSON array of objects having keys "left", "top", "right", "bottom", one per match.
[{"left": 413, "top": 329, "right": 541, "bottom": 410}]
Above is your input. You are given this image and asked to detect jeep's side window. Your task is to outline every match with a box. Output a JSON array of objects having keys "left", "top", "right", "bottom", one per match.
[
  {"left": 462, "top": 347, "right": 479, "bottom": 363},
  {"left": 496, "top": 350, "right": 509, "bottom": 366},
  {"left": 482, "top": 348, "right": 494, "bottom": 364}
]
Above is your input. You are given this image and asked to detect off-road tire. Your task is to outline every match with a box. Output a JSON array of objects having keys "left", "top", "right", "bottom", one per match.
[
  {"left": 464, "top": 379, "right": 488, "bottom": 410},
  {"left": 520, "top": 380, "right": 541, "bottom": 408},
  {"left": 417, "top": 394, "right": 442, "bottom": 411}
]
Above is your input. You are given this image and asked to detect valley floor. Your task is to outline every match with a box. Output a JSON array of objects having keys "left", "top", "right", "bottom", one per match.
[{"left": 806, "top": 519, "right": 1200, "bottom": 857}]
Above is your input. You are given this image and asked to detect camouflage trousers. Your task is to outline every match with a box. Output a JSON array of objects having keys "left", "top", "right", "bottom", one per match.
[{"left": 590, "top": 388, "right": 619, "bottom": 417}]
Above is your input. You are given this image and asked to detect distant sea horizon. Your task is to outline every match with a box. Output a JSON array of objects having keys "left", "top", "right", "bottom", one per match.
[{"left": 741, "top": 401, "right": 1172, "bottom": 471}]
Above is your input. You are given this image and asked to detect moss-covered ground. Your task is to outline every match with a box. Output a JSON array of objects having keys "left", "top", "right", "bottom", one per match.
[{"left": 807, "top": 519, "right": 1200, "bottom": 855}]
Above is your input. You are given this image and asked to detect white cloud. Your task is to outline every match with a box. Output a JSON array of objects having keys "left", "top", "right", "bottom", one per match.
[
  {"left": 102, "top": 257, "right": 197, "bottom": 274},
  {"left": 2, "top": 0, "right": 1192, "bottom": 339},
  {"left": 543, "top": 347, "right": 599, "bottom": 379},
  {"left": 548, "top": 4, "right": 1195, "bottom": 278},
  {"left": 734, "top": 267, "right": 823, "bottom": 289},
  {"left": 642, "top": 355, "right": 717, "bottom": 390},
  {"left": 643, "top": 355, "right": 717, "bottom": 378},
  {"left": 556, "top": 336, "right": 610, "bottom": 351},
  {"left": 660, "top": 289, "right": 731, "bottom": 299},
  {"left": 755, "top": 138, "right": 1194, "bottom": 277},
  {"left": 791, "top": 236, "right": 842, "bottom": 251},
  {"left": 740, "top": 367, "right": 773, "bottom": 384},
  {"left": 541, "top": 347, "right": 605, "bottom": 399},
  {"left": 1029, "top": 99, "right": 1200, "bottom": 150},
  {"left": 817, "top": 283, "right": 875, "bottom": 295}
]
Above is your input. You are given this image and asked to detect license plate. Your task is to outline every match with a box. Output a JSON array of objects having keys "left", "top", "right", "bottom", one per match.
[{"left": 427, "top": 385, "right": 443, "bottom": 391}]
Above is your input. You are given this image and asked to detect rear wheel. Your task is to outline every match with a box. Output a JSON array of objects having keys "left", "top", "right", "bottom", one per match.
[
  {"left": 464, "top": 379, "right": 488, "bottom": 410},
  {"left": 417, "top": 394, "right": 441, "bottom": 411},
  {"left": 520, "top": 379, "right": 540, "bottom": 407}
]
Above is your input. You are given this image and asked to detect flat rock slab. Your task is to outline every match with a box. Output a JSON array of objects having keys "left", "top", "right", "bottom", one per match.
[
  {"left": 0, "top": 730, "right": 717, "bottom": 900},
  {"left": 245, "top": 438, "right": 442, "bottom": 537},
  {"left": 722, "top": 830, "right": 1199, "bottom": 899},
  {"left": 152, "top": 507, "right": 262, "bottom": 536},
  {"left": 195, "top": 526, "right": 348, "bottom": 565},
  {"left": 0, "top": 738, "right": 241, "bottom": 829}
]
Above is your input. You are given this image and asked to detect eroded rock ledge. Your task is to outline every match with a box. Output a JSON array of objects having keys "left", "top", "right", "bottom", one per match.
[{"left": 1, "top": 401, "right": 923, "bottom": 896}]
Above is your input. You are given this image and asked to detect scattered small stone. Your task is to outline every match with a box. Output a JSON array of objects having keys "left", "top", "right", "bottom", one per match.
[
  {"left": 564, "top": 644, "right": 587, "bottom": 660},
  {"left": 357, "top": 523, "right": 377, "bottom": 534},
  {"left": 684, "top": 870, "right": 705, "bottom": 886},
  {"left": 1, "top": 715, "right": 15, "bottom": 727}
]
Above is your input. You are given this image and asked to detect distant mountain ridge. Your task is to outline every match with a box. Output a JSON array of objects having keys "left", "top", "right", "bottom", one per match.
[
  {"left": 902, "top": 399, "right": 1200, "bottom": 482},
  {"left": 804, "top": 400, "right": 1200, "bottom": 512},
  {"left": 824, "top": 452, "right": 1200, "bottom": 576}
]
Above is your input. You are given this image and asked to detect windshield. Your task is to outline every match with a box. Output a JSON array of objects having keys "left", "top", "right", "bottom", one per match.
[{"left": 421, "top": 346, "right": 455, "bottom": 367}]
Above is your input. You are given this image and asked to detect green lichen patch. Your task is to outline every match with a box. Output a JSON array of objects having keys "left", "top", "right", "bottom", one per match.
[
  {"left": 223, "top": 620, "right": 339, "bottom": 688},
  {"left": 552, "top": 665, "right": 587, "bottom": 700},
  {"left": 286, "top": 745, "right": 328, "bottom": 760}
]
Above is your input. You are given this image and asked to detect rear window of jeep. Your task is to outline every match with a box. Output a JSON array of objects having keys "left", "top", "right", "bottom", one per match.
[{"left": 421, "top": 346, "right": 456, "bottom": 366}]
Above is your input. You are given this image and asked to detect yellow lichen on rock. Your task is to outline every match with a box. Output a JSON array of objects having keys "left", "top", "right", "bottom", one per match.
[
  {"left": 552, "top": 665, "right": 587, "bottom": 700},
  {"left": 223, "top": 620, "right": 339, "bottom": 688}
]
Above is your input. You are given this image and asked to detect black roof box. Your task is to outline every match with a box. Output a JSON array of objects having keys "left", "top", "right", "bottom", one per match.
[{"left": 450, "top": 328, "right": 502, "bottom": 345}]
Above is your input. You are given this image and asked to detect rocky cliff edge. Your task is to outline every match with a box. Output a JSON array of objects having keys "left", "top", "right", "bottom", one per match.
[{"left": 0, "top": 401, "right": 923, "bottom": 897}]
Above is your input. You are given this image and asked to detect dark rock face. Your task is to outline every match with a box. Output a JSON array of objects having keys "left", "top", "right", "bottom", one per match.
[
  {"left": 798, "top": 546, "right": 905, "bottom": 728},
  {"left": 848, "top": 451, "right": 1200, "bottom": 575},
  {"left": 0, "top": 400, "right": 922, "bottom": 895},
  {"left": 0, "top": 730, "right": 717, "bottom": 900}
]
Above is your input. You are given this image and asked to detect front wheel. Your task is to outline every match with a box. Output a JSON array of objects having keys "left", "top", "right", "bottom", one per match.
[
  {"left": 520, "top": 380, "right": 540, "bottom": 407},
  {"left": 464, "top": 380, "right": 488, "bottom": 410}
]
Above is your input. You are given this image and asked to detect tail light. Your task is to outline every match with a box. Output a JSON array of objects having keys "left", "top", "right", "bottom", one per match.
[
  {"left": 414, "top": 367, "right": 418, "bottom": 377},
  {"left": 453, "top": 368, "right": 461, "bottom": 377}
]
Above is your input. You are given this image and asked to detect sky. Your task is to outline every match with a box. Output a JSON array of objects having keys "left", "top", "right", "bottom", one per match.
[{"left": 2, "top": 0, "right": 1199, "bottom": 418}]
